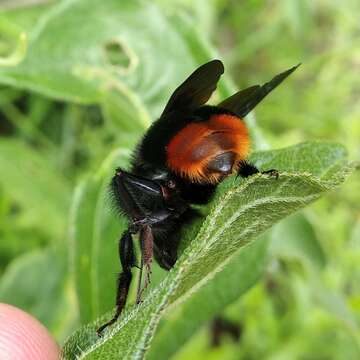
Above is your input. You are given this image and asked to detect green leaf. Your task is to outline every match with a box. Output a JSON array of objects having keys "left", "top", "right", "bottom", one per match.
[
  {"left": 270, "top": 212, "right": 326, "bottom": 269},
  {"left": 311, "top": 277, "right": 359, "bottom": 335},
  {"left": 147, "top": 235, "right": 269, "bottom": 360},
  {"left": 0, "top": 247, "right": 74, "bottom": 341},
  {"left": 61, "top": 141, "right": 353, "bottom": 359},
  {"left": 70, "top": 148, "right": 131, "bottom": 324},
  {"left": 0, "top": 16, "right": 27, "bottom": 67},
  {"left": 0, "top": 3, "right": 51, "bottom": 33},
  {"left": 0, "top": 0, "right": 197, "bottom": 117},
  {"left": 0, "top": 138, "right": 70, "bottom": 237}
]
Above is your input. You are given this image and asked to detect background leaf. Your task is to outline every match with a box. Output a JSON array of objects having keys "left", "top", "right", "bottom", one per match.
[
  {"left": 70, "top": 148, "right": 130, "bottom": 324},
  {"left": 0, "top": 246, "right": 75, "bottom": 341},
  {"left": 0, "top": 138, "right": 70, "bottom": 237},
  {"left": 270, "top": 212, "right": 326, "bottom": 269},
  {"left": 0, "top": 0, "right": 197, "bottom": 116}
]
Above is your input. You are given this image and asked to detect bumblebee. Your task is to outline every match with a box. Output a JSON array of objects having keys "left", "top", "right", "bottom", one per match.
[{"left": 97, "top": 60, "right": 299, "bottom": 335}]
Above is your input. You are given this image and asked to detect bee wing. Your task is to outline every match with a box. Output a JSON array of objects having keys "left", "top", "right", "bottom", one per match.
[
  {"left": 218, "top": 64, "right": 300, "bottom": 118},
  {"left": 161, "top": 59, "right": 224, "bottom": 116}
]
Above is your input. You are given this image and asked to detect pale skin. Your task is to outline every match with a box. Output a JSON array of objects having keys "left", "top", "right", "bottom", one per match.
[{"left": 0, "top": 303, "right": 60, "bottom": 360}]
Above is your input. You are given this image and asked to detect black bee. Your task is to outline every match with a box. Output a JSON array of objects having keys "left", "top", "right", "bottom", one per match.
[{"left": 97, "top": 59, "right": 299, "bottom": 335}]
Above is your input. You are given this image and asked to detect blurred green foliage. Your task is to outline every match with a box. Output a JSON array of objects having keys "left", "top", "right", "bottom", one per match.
[{"left": 0, "top": 0, "right": 359, "bottom": 359}]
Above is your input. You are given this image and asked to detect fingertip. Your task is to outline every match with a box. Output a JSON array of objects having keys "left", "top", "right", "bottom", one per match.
[{"left": 0, "top": 303, "right": 60, "bottom": 360}]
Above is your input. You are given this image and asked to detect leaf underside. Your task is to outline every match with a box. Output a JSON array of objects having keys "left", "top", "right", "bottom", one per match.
[{"left": 61, "top": 141, "right": 352, "bottom": 360}]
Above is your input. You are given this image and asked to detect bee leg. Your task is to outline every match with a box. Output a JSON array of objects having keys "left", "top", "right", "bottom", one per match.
[
  {"left": 136, "top": 224, "right": 154, "bottom": 303},
  {"left": 237, "top": 160, "right": 278, "bottom": 179},
  {"left": 97, "top": 229, "right": 135, "bottom": 336},
  {"left": 261, "top": 169, "right": 279, "bottom": 179},
  {"left": 152, "top": 209, "right": 198, "bottom": 271},
  {"left": 152, "top": 235, "right": 177, "bottom": 271}
]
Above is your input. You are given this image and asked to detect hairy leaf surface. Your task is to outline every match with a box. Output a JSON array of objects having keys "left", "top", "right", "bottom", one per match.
[{"left": 62, "top": 141, "right": 352, "bottom": 359}]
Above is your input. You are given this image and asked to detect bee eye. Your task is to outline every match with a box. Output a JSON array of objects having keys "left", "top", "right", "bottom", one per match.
[{"left": 167, "top": 180, "right": 176, "bottom": 189}]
